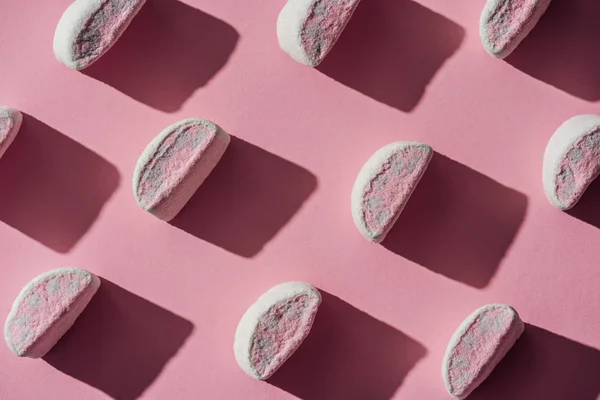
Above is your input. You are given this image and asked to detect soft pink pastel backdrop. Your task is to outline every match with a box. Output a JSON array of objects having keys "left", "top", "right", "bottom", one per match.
[{"left": 0, "top": 0, "right": 599, "bottom": 399}]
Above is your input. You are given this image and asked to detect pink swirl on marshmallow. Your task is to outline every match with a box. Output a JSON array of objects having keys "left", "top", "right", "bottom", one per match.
[
  {"left": 362, "top": 144, "right": 432, "bottom": 238},
  {"left": 443, "top": 305, "right": 524, "bottom": 399},
  {"left": 75, "top": 0, "right": 145, "bottom": 67},
  {"left": 5, "top": 269, "right": 100, "bottom": 358},
  {"left": 250, "top": 293, "right": 320, "bottom": 378},
  {"left": 480, "top": 0, "right": 551, "bottom": 59},
  {"left": 300, "top": 0, "right": 361, "bottom": 66},
  {"left": 555, "top": 130, "right": 600, "bottom": 207}
]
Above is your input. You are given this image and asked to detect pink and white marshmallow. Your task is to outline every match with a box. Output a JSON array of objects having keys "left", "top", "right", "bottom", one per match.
[
  {"left": 4, "top": 268, "right": 101, "bottom": 358},
  {"left": 277, "top": 0, "right": 362, "bottom": 67},
  {"left": 442, "top": 304, "right": 524, "bottom": 399},
  {"left": 234, "top": 282, "right": 321, "bottom": 380},
  {"left": 0, "top": 107, "right": 22, "bottom": 160},
  {"left": 543, "top": 115, "right": 600, "bottom": 210},
  {"left": 133, "top": 118, "right": 230, "bottom": 221},
  {"left": 480, "top": 0, "right": 551, "bottom": 59},
  {"left": 351, "top": 142, "right": 433, "bottom": 243},
  {"left": 54, "top": 0, "right": 147, "bottom": 70}
]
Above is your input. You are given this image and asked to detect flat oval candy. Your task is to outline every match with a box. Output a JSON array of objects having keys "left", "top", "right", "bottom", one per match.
[
  {"left": 0, "top": 107, "right": 22, "bottom": 160},
  {"left": 480, "top": 0, "right": 551, "bottom": 59},
  {"left": 277, "top": 0, "right": 362, "bottom": 67},
  {"left": 133, "top": 118, "right": 231, "bottom": 221},
  {"left": 234, "top": 282, "right": 321, "bottom": 380},
  {"left": 543, "top": 114, "right": 600, "bottom": 210},
  {"left": 54, "top": 0, "right": 147, "bottom": 70},
  {"left": 442, "top": 304, "right": 524, "bottom": 399},
  {"left": 351, "top": 142, "right": 433, "bottom": 243},
  {"left": 4, "top": 268, "right": 101, "bottom": 358}
]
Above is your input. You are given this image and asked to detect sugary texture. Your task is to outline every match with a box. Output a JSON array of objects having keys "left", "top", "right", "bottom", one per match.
[
  {"left": 480, "top": 0, "right": 551, "bottom": 59},
  {"left": 54, "top": 0, "right": 146, "bottom": 70},
  {"left": 443, "top": 305, "right": 524, "bottom": 399},
  {"left": 234, "top": 282, "right": 321, "bottom": 380},
  {"left": 300, "top": 0, "right": 361, "bottom": 66},
  {"left": 250, "top": 293, "right": 320, "bottom": 378},
  {"left": 76, "top": 0, "right": 144, "bottom": 65},
  {"left": 352, "top": 142, "right": 433, "bottom": 243},
  {"left": 277, "top": 0, "right": 362, "bottom": 67},
  {"left": 133, "top": 118, "right": 230, "bottom": 221},
  {"left": 4, "top": 268, "right": 101, "bottom": 358},
  {"left": 362, "top": 145, "right": 432, "bottom": 237},
  {"left": 136, "top": 123, "right": 216, "bottom": 208},
  {"left": 0, "top": 107, "right": 22, "bottom": 160},
  {"left": 543, "top": 115, "right": 600, "bottom": 210},
  {"left": 555, "top": 130, "right": 600, "bottom": 207}
]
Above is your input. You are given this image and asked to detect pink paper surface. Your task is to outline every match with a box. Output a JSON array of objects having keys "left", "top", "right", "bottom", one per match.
[{"left": 0, "top": 0, "right": 599, "bottom": 399}]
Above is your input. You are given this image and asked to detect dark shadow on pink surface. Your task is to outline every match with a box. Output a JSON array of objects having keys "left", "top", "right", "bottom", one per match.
[
  {"left": 383, "top": 154, "right": 527, "bottom": 288},
  {"left": 317, "top": 0, "right": 464, "bottom": 112},
  {"left": 170, "top": 136, "right": 317, "bottom": 258},
  {"left": 83, "top": 0, "right": 239, "bottom": 112},
  {"left": 269, "top": 291, "right": 427, "bottom": 400},
  {"left": 566, "top": 178, "right": 600, "bottom": 228},
  {"left": 44, "top": 279, "right": 193, "bottom": 400},
  {"left": 0, "top": 115, "right": 120, "bottom": 253},
  {"left": 506, "top": 0, "right": 600, "bottom": 100},
  {"left": 469, "top": 324, "right": 600, "bottom": 400}
]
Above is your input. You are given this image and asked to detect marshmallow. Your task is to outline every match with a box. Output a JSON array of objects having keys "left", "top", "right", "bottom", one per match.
[
  {"left": 442, "top": 304, "right": 524, "bottom": 399},
  {"left": 4, "top": 268, "right": 101, "bottom": 358},
  {"left": 277, "top": 0, "right": 362, "bottom": 66},
  {"left": 234, "top": 282, "right": 321, "bottom": 380},
  {"left": 543, "top": 114, "right": 600, "bottom": 210},
  {"left": 133, "top": 118, "right": 230, "bottom": 221},
  {"left": 0, "top": 107, "right": 22, "bottom": 160},
  {"left": 480, "top": 0, "right": 551, "bottom": 59},
  {"left": 351, "top": 142, "right": 433, "bottom": 243},
  {"left": 54, "top": 0, "right": 146, "bottom": 70}
]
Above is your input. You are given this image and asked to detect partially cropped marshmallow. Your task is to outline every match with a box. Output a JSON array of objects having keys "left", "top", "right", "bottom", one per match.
[
  {"left": 351, "top": 142, "right": 433, "bottom": 243},
  {"left": 480, "top": 0, "right": 551, "bottom": 59},
  {"left": 234, "top": 282, "right": 321, "bottom": 380},
  {"left": 133, "top": 118, "right": 230, "bottom": 221},
  {"left": 442, "top": 304, "right": 524, "bottom": 399},
  {"left": 277, "top": 0, "right": 362, "bottom": 67},
  {"left": 0, "top": 107, "right": 22, "bottom": 160},
  {"left": 54, "top": 0, "right": 146, "bottom": 70},
  {"left": 543, "top": 115, "right": 600, "bottom": 210},
  {"left": 4, "top": 268, "right": 100, "bottom": 358}
]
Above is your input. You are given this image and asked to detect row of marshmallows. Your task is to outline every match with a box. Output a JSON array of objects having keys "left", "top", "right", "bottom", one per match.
[
  {"left": 4, "top": 268, "right": 521, "bottom": 399},
  {"left": 51, "top": 0, "right": 550, "bottom": 71},
  {"left": 1, "top": 109, "right": 599, "bottom": 240}
]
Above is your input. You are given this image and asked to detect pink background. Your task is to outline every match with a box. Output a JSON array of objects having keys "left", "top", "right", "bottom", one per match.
[{"left": 0, "top": 0, "right": 599, "bottom": 399}]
